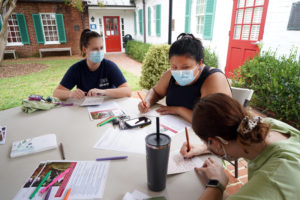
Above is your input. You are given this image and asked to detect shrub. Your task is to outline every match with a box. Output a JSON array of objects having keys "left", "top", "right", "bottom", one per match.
[
  {"left": 204, "top": 47, "right": 219, "bottom": 68},
  {"left": 125, "top": 40, "right": 151, "bottom": 62},
  {"left": 140, "top": 44, "right": 170, "bottom": 89},
  {"left": 232, "top": 48, "right": 300, "bottom": 128}
]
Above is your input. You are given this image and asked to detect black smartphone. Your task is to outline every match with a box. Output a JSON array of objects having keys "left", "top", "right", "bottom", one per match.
[{"left": 125, "top": 117, "right": 151, "bottom": 128}]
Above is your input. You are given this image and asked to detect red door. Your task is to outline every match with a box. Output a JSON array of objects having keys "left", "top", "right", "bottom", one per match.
[
  {"left": 104, "top": 16, "right": 121, "bottom": 52},
  {"left": 225, "top": 0, "right": 269, "bottom": 77}
]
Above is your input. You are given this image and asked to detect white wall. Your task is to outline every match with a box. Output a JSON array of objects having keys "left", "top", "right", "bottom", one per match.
[
  {"left": 88, "top": 7, "right": 135, "bottom": 52},
  {"left": 134, "top": 0, "right": 169, "bottom": 44},
  {"left": 262, "top": 0, "right": 300, "bottom": 59}
]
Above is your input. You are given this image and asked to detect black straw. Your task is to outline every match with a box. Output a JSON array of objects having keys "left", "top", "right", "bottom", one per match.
[{"left": 156, "top": 117, "right": 160, "bottom": 141}]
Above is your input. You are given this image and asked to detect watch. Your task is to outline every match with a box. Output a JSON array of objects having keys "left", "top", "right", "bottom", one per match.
[{"left": 206, "top": 179, "right": 225, "bottom": 193}]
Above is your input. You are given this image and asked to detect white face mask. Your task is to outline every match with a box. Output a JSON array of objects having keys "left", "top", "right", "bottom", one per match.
[{"left": 208, "top": 137, "right": 235, "bottom": 162}]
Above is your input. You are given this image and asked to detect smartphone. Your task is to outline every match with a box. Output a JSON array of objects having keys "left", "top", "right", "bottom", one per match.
[{"left": 125, "top": 117, "right": 151, "bottom": 128}]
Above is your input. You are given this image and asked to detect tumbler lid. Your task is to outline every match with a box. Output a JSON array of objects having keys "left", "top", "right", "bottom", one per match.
[{"left": 146, "top": 133, "right": 171, "bottom": 147}]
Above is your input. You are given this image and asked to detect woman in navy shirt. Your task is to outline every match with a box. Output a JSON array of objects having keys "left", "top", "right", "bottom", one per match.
[
  {"left": 53, "top": 29, "right": 131, "bottom": 100},
  {"left": 138, "top": 33, "right": 231, "bottom": 123}
]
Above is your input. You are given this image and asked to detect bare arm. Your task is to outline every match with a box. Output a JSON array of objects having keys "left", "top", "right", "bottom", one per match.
[
  {"left": 201, "top": 72, "right": 232, "bottom": 98},
  {"left": 199, "top": 188, "right": 223, "bottom": 200},
  {"left": 97, "top": 82, "right": 131, "bottom": 98},
  {"left": 53, "top": 84, "right": 85, "bottom": 101}
]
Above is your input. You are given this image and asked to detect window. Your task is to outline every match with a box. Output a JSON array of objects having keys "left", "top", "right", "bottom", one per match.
[
  {"left": 196, "top": 0, "right": 206, "bottom": 34},
  {"left": 7, "top": 14, "right": 22, "bottom": 45},
  {"left": 151, "top": 6, "right": 156, "bottom": 36},
  {"left": 40, "top": 13, "right": 59, "bottom": 44},
  {"left": 99, "top": 18, "right": 104, "bottom": 36},
  {"left": 287, "top": 2, "right": 300, "bottom": 30}
]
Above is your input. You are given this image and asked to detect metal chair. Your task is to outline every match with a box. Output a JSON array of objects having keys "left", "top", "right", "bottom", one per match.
[{"left": 231, "top": 87, "right": 254, "bottom": 178}]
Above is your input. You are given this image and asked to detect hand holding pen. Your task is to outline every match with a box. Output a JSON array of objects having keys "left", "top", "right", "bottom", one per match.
[
  {"left": 137, "top": 91, "right": 150, "bottom": 113},
  {"left": 87, "top": 89, "right": 106, "bottom": 97}
]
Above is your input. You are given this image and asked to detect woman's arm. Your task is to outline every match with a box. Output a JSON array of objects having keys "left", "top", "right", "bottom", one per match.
[
  {"left": 53, "top": 84, "right": 85, "bottom": 100},
  {"left": 88, "top": 82, "right": 131, "bottom": 98}
]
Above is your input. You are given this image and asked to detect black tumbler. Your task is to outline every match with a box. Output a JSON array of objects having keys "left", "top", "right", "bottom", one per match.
[{"left": 146, "top": 133, "right": 171, "bottom": 191}]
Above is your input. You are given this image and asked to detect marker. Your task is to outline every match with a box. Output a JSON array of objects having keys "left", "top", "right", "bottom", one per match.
[
  {"left": 63, "top": 188, "right": 72, "bottom": 200},
  {"left": 29, "top": 170, "right": 52, "bottom": 199},
  {"left": 40, "top": 168, "right": 71, "bottom": 194},
  {"left": 44, "top": 186, "right": 52, "bottom": 200},
  {"left": 185, "top": 127, "right": 191, "bottom": 152},
  {"left": 97, "top": 116, "right": 117, "bottom": 127},
  {"left": 59, "top": 143, "right": 66, "bottom": 160},
  {"left": 137, "top": 91, "right": 147, "bottom": 108},
  {"left": 97, "top": 116, "right": 115, "bottom": 126},
  {"left": 96, "top": 156, "right": 128, "bottom": 161}
]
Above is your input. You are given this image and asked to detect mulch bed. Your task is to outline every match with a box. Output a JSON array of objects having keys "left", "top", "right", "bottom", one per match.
[{"left": 0, "top": 63, "right": 48, "bottom": 78}]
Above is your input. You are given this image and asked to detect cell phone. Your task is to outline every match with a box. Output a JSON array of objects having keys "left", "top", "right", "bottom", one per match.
[{"left": 124, "top": 117, "right": 151, "bottom": 128}]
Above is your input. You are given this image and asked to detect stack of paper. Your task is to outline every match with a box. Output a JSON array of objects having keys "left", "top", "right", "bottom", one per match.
[{"left": 80, "top": 96, "right": 104, "bottom": 106}]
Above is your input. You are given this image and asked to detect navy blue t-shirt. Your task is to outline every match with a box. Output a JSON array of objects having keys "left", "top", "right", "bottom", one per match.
[{"left": 60, "top": 59, "right": 127, "bottom": 92}]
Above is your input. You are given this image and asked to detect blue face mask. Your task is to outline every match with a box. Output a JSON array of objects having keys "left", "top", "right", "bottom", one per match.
[
  {"left": 89, "top": 51, "right": 104, "bottom": 63},
  {"left": 171, "top": 67, "right": 199, "bottom": 86}
]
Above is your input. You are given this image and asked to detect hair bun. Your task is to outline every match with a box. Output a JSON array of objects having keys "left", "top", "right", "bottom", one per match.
[{"left": 237, "top": 116, "right": 262, "bottom": 136}]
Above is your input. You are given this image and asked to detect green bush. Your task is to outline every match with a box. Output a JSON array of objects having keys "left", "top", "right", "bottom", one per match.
[
  {"left": 232, "top": 49, "right": 300, "bottom": 127},
  {"left": 204, "top": 47, "right": 219, "bottom": 68},
  {"left": 140, "top": 44, "right": 170, "bottom": 89},
  {"left": 125, "top": 40, "right": 151, "bottom": 62}
]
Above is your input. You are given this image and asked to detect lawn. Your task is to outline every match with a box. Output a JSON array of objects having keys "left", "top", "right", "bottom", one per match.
[{"left": 0, "top": 58, "right": 141, "bottom": 111}]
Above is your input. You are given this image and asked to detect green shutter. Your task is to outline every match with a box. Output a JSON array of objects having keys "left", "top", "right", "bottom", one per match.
[
  {"left": 0, "top": 17, "right": 2, "bottom": 31},
  {"left": 134, "top": 11, "right": 137, "bottom": 35},
  {"left": 156, "top": 4, "right": 161, "bottom": 36},
  {"left": 148, "top": 7, "right": 151, "bottom": 36},
  {"left": 138, "top": 9, "right": 143, "bottom": 35},
  {"left": 185, "top": 0, "right": 192, "bottom": 33},
  {"left": 203, "top": 0, "right": 217, "bottom": 40},
  {"left": 16, "top": 14, "right": 30, "bottom": 44},
  {"left": 32, "top": 14, "right": 45, "bottom": 44},
  {"left": 56, "top": 14, "right": 66, "bottom": 43}
]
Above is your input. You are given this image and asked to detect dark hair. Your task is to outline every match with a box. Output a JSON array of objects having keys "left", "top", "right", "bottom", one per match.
[
  {"left": 80, "top": 29, "right": 101, "bottom": 56},
  {"left": 169, "top": 33, "right": 204, "bottom": 63},
  {"left": 192, "top": 93, "right": 270, "bottom": 145}
]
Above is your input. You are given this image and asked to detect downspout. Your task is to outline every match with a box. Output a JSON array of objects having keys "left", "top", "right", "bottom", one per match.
[
  {"left": 143, "top": 0, "right": 146, "bottom": 43},
  {"left": 168, "top": 0, "right": 173, "bottom": 44}
]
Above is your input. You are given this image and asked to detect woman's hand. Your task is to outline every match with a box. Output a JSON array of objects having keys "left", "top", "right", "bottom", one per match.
[
  {"left": 195, "top": 157, "right": 229, "bottom": 188},
  {"left": 69, "top": 89, "right": 85, "bottom": 99},
  {"left": 87, "top": 88, "right": 106, "bottom": 97},
  {"left": 180, "top": 142, "right": 208, "bottom": 159},
  {"left": 156, "top": 105, "right": 179, "bottom": 115},
  {"left": 138, "top": 101, "right": 150, "bottom": 113}
]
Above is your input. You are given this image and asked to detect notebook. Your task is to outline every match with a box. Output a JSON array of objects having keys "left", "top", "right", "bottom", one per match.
[
  {"left": 80, "top": 96, "right": 104, "bottom": 106},
  {"left": 10, "top": 134, "right": 57, "bottom": 158}
]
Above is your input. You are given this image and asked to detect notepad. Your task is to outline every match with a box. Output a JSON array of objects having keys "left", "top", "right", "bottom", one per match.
[
  {"left": 80, "top": 96, "right": 104, "bottom": 106},
  {"left": 10, "top": 134, "right": 57, "bottom": 158}
]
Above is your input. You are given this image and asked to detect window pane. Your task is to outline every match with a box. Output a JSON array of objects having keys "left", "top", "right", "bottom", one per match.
[
  {"left": 255, "top": 0, "right": 264, "bottom": 6},
  {"left": 250, "top": 25, "right": 260, "bottom": 40},
  {"left": 235, "top": 9, "right": 244, "bottom": 24},
  {"left": 241, "top": 25, "right": 250, "bottom": 40},
  {"left": 243, "top": 8, "right": 253, "bottom": 24},
  {"left": 237, "top": 0, "right": 245, "bottom": 8},
  {"left": 253, "top": 7, "right": 263, "bottom": 23},
  {"left": 246, "top": 0, "right": 254, "bottom": 7},
  {"left": 233, "top": 25, "right": 241, "bottom": 39}
]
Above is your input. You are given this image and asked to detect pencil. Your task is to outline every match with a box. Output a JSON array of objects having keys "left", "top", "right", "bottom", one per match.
[
  {"left": 137, "top": 91, "right": 147, "bottom": 108},
  {"left": 59, "top": 143, "right": 65, "bottom": 160},
  {"left": 29, "top": 170, "right": 52, "bottom": 199},
  {"left": 64, "top": 188, "right": 72, "bottom": 200},
  {"left": 185, "top": 127, "right": 191, "bottom": 152}
]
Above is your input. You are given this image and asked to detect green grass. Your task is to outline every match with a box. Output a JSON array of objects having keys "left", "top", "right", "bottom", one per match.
[{"left": 0, "top": 58, "right": 141, "bottom": 111}]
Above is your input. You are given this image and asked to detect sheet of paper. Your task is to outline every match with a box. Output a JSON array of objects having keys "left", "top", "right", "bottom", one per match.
[
  {"left": 80, "top": 96, "right": 104, "bottom": 106},
  {"left": 160, "top": 115, "right": 191, "bottom": 134},
  {"left": 87, "top": 101, "right": 125, "bottom": 120},
  {"left": 13, "top": 161, "right": 110, "bottom": 200},
  {"left": 122, "top": 190, "right": 150, "bottom": 200},
  {"left": 167, "top": 151, "right": 204, "bottom": 174}
]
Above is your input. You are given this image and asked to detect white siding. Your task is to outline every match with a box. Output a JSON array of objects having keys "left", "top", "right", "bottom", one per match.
[
  {"left": 262, "top": 0, "right": 300, "bottom": 59},
  {"left": 88, "top": 7, "right": 135, "bottom": 52}
]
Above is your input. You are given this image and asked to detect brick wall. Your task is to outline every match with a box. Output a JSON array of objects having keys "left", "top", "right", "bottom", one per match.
[{"left": 6, "top": 2, "right": 89, "bottom": 57}]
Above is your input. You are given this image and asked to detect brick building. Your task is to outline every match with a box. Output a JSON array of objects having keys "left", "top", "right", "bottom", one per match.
[{"left": 4, "top": 0, "right": 89, "bottom": 58}]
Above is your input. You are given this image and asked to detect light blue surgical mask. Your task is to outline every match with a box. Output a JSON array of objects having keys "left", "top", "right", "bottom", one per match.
[
  {"left": 89, "top": 51, "right": 104, "bottom": 63},
  {"left": 171, "top": 66, "right": 199, "bottom": 86},
  {"left": 208, "top": 137, "right": 236, "bottom": 162}
]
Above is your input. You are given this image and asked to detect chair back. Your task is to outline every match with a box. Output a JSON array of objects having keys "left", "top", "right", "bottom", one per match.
[{"left": 231, "top": 87, "right": 254, "bottom": 107}]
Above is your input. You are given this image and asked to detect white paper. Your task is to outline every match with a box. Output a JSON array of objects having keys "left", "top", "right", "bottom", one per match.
[
  {"left": 167, "top": 151, "right": 204, "bottom": 174},
  {"left": 122, "top": 190, "right": 150, "bottom": 200},
  {"left": 80, "top": 96, "right": 104, "bottom": 106},
  {"left": 160, "top": 114, "right": 191, "bottom": 134}
]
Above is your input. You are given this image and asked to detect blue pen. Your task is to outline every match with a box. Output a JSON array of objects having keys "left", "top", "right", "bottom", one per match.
[{"left": 96, "top": 156, "right": 128, "bottom": 161}]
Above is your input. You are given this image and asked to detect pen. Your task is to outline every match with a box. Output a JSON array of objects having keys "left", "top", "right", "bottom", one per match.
[
  {"left": 29, "top": 170, "right": 52, "bottom": 199},
  {"left": 59, "top": 143, "right": 65, "bottom": 160},
  {"left": 40, "top": 168, "right": 71, "bottom": 194},
  {"left": 64, "top": 188, "right": 72, "bottom": 200},
  {"left": 137, "top": 91, "right": 147, "bottom": 108},
  {"left": 44, "top": 185, "right": 52, "bottom": 200},
  {"left": 97, "top": 116, "right": 115, "bottom": 126},
  {"left": 96, "top": 156, "right": 128, "bottom": 161},
  {"left": 185, "top": 127, "right": 191, "bottom": 152},
  {"left": 97, "top": 116, "right": 117, "bottom": 127},
  {"left": 84, "top": 92, "right": 104, "bottom": 96}
]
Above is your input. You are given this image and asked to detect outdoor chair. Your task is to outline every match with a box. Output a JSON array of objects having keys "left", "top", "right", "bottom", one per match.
[{"left": 231, "top": 87, "right": 254, "bottom": 178}]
